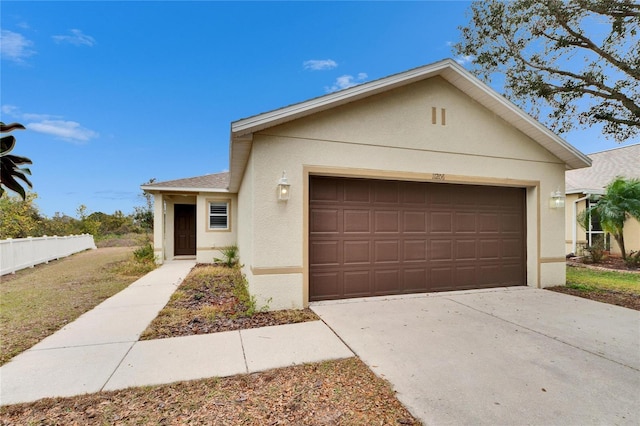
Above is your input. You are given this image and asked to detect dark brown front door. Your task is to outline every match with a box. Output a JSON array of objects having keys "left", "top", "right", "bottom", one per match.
[
  {"left": 309, "top": 176, "right": 526, "bottom": 301},
  {"left": 174, "top": 204, "right": 196, "bottom": 256}
]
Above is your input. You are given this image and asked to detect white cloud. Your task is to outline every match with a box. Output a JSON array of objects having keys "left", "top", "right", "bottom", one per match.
[
  {"left": 325, "top": 73, "right": 368, "bottom": 93},
  {"left": 23, "top": 112, "right": 60, "bottom": 121},
  {"left": 455, "top": 55, "right": 475, "bottom": 65},
  {"left": 52, "top": 29, "right": 96, "bottom": 47},
  {"left": 28, "top": 120, "right": 98, "bottom": 143},
  {"left": 1, "top": 105, "right": 60, "bottom": 121},
  {"left": 0, "top": 30, "right": 36, "bottom": 63},
  {"left": 1, "top": 104, "right": 20, "bottom": 116},
  {"left": 2, "top": 106, "right": 94, "bottom": 143},
  {"left": 303, "top": 59, "right": 338, "bottom": 71}
]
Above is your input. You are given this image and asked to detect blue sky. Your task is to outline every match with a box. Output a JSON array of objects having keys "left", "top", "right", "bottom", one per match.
[{"left": 1, "top": 1, "right": 624, "bottom": 217}]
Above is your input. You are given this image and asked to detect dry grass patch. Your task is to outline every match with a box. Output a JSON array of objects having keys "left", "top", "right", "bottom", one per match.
[
  {"left": 141, "top": 265, "right": 319, "bottom": 340},
  {"left": 0, "top": 247, "right": 155, "bottom": 365},
  {"left": 0, "top": 358, "right": 420, "bottom": 425}
]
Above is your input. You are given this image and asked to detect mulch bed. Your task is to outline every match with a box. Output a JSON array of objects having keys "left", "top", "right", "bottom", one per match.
[
  {"left": 566, "top": 256, "right": 640, "bottom": 273},
  {"left": 140, "top": 265, "right": 319, "bottom": 340},
  {"left": 546, "top": 286, "right": 640, "bottom": 311}
]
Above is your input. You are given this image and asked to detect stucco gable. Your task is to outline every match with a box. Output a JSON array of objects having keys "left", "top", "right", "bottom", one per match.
[
  {"left": 257, "top": 76, "right": 563, "bottom": 167},
  {"left": 229, "top": 59, "right": 591, "bottom": 192}
]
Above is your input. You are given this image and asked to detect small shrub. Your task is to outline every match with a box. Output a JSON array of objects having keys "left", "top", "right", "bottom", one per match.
[
  {"left": 133, "top": 243, "right": 155, "bottom": 263},
  {"left": 214, "top": 245, "right": 239, "bottom": 268},
  {"left": 624, "top": 251, "right": 640, "bottom": 268},
  {"left": 584, "top": 241, "right": 606, "bottom": 264}
]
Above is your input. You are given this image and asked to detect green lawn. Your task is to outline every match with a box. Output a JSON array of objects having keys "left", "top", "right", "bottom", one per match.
[{"left": 566, "top": 266, "right": 640, "bottom": 294}]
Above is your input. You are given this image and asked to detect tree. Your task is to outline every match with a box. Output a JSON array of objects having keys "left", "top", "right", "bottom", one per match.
[
  {"left": 76, "top": 204, "right": 101, "bottom": 236},
  {"left": 0, "top": 193, "right": 45, "bottom": 239},
  {"left": 454, "top": 0, "right": 640, "bottom": 142},
  {"left": 1, "top": 122, "right": 33, "bottom": 199},
  {"left": 588, "top": 177, "right": 640, "bottom": 261},
  {"left": 134, "top": 178, "right": 155, "bottom": 232}
]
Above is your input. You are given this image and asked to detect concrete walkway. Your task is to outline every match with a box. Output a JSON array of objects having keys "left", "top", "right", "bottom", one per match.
[{"left": 0, "top": 261, "right": 353, "bottom": 406}]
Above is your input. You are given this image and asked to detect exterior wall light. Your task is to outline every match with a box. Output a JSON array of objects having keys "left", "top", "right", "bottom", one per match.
[
  {"left": 277, "top": 171, "right": 290, "bottom": 201},
  {"left": 550, "top": 188, "right": 565, "bottom": 209}
]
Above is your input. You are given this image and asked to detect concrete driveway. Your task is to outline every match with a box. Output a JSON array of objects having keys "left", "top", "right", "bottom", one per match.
[{"left": 311, "top": 287, "right": 640, "bottom": 425}]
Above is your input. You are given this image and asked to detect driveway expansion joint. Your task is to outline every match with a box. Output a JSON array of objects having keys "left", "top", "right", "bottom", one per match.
[{"left": 238, "top": 330, "right": 250, "bottom": 374}]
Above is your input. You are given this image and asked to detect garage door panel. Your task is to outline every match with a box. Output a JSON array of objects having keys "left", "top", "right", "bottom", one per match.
[
  {"left": 454, "top": 266, "right": 477, "bottom": 288},
  {"left": 374, "top": 240, "right": 400, "bottom": 263},
  {"left": 375, "top": 181, "right": 400, "bottom": 204},
  {"left": 479, "top": 213, "right": 500, "bottom": 233},
  {"left": 310, "top": 272, "right": 341, "bottom": 300},
  {"left": 402, "top": 183, "right": 427, "bottom": 204},
  {"left": 479, "top": 239, "right": 500, "bottom": 259},
  {"left": 344, "top": 210, "right": 370, "bottom": 233},
  {"left": 502, "top": 264, "right": 525, "bottom": 285},
  {"left": 344, "top": 179, "right": 371, "bottom": 203},
  {"left": 404, "top": 211, "right": 427, "bottom": 233},
  {"left": 344, "top": 240, "right": 370, "bottom": 264},
  {"left": 430, "top": 267, "right": 453, "bottom": 290},
  {"left": 344, "top": 271, "right": 371, "bottom": 296},
  {"left": 404, "top": 268, "right": 428, "bottom": 292},
  {"left": 452, "top": 188, "right": 476, "bottom": 206},
  {"left": 455, "top": 212, "right": 477, "bottom": 233},
  {"left": 430, "top": 240, "right": 453, "bottom": 261},
  {"left": 501, "top": 213, "right": 522, "bottom": 232},
  {"left": 429, "top": 186, "right": 453, "bottom": 206},
  {"left": 310, "top": 178, "right": 339, "bottom": 202},
  {"left": 431, "top": 212, "right": 453, "bottom": 233},
  {"left": 374, "top": 211, "right": 400, "bottom": 232},
  {"left": 311, "top": 209, "right": 340, "bottom": 233},
  {"left": 404, "top": 240, "right": 426, "bottom": 261},
  {"left": 310, "top": 177, "right": 525, "bottom": 301},
  {"left": 479, "top": 265, "right": 501, "bottom": 285},
  {"left": 478, "top": 191, "right": 503, "bottom": 208},
  {"left": 374, "top": 269, "right": 400, "bottom": 294},
  {"left": 310, "top": 241, "right": 340, "bottom": 266},
  {"left": 502, "top": 239, "right": 524, "bottom": 259},
  {"left": 456, "top": 240, "right": 477, "bottom": 260}
]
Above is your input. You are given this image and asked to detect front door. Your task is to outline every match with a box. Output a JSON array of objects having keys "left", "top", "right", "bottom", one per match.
[{"left": 174, "top": 204, "right": 196, "bottom": 256}]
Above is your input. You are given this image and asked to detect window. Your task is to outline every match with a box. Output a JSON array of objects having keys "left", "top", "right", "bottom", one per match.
[
  {"left": 585, "top": 199, "right": 610, "bottom": 250},
  {"left": 209, "top": 202, "right": 229, "bottom": 230}
]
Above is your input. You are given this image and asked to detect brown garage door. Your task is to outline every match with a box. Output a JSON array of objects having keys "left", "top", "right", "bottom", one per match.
[{"left": 309, "top": 176, "right": 526, "bottom": 301}]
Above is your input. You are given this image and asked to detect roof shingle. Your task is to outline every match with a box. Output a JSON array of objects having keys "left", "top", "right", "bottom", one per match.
[
  {"left": 565, "top": 144, "right": 640, "bottom": 193},
  {"left": 143, "top": 172, "right": 229, "bottom": 190}
]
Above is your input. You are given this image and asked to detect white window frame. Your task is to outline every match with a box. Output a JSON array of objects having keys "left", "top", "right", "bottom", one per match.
[
  {"left": 208, "top": 201, "right": 229, "bottom": 231},
  {"left": 586, "top": 198, "right": 610, "bottom": 250}
]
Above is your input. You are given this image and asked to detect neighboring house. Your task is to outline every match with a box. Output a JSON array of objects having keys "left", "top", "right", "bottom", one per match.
[
  {"left": 142, "top": 59, "right": 591, "bottom": 310},
  {"left": 565, "top": 143, "right": 640, "bottom": 257}
]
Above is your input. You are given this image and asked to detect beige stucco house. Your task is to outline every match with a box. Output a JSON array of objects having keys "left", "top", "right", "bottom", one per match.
[
  {"left": 142, "top": 59, "right": 591, "bottom": 310},
  {"left": 565, "top": 143, "right": 640, "bottom": 257}
]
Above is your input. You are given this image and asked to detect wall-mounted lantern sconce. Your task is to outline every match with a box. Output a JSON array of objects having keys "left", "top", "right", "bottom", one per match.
[
  {"left": 277, "top": 171, "right": 290, "bottom": 201},
  {"left": 549, "top": 188, "right": 565, "bottom": 209}
]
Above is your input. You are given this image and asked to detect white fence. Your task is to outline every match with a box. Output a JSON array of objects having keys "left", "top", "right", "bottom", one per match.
[{"left": 0, "top": 234, "right": 97, "bottom": 275}]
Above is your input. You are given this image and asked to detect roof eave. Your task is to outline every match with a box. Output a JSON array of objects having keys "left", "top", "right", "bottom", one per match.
[
  {"left": 566, "top": 188, "right": 606, "bottom": 196},
  {"left": 141, "top": 186, "right": 231, "bottom": 193}
]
